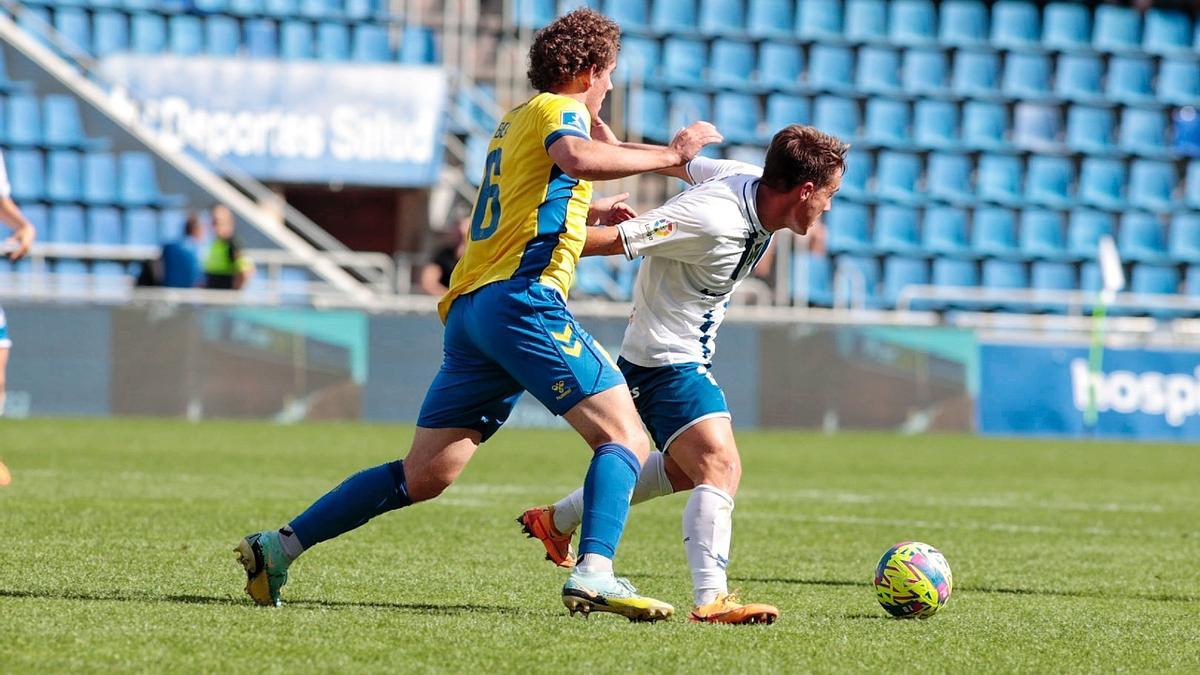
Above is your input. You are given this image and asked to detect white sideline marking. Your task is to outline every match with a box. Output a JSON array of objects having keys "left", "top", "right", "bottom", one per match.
[
  {"left": 738, "top": 511, "right": 1190, "bottom": 540},
  {"left": 739, "top": 488, "right": 1168, "bottom": 514}
]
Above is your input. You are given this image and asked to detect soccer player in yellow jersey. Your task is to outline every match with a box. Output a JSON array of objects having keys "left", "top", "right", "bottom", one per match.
[{"left": 236, "top": 9, "right": 722, "bottom": 621}]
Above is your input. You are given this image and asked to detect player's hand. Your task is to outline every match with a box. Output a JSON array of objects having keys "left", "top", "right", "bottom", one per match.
[
  {"left": 589, "top": 193, "right": 637, "bottom": 226},
  {"left": 591, "top": 117, "right": 621, "bottom": 145},
  {"left": 5, "top": 223, "right": 35, "bottom": 261},
  {"left": 669, "top": 121, "right": 723, "bottom": 164}
]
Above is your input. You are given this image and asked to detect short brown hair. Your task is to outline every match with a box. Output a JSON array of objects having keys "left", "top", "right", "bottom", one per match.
[
  {"left": 760, "top": 125, "right": 849, "bottom": 192},
  {"left": 527, "top": 9, "right": 620, "bottom": 93}
]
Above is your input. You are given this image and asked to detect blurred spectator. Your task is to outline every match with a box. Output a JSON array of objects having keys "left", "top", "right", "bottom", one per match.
[
  {"left": 204, "top": 205, "right": 255, "bottom": 290},
  {"left": 419, "top": 217, "right": 469, "bottom": 296},
  {"left": 161, "top": 213, "right": 206, "bottom": 288}
]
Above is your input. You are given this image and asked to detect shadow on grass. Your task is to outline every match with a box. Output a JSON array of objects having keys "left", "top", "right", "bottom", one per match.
[
  {"left": 728, "top": 577, "right": 1199, "bottom": 604},
  {"left": 0, "top": 588, "right": 521, "bottom": 615}
]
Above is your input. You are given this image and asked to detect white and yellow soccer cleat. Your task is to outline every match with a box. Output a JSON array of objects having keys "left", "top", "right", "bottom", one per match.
[{"left": 561, "top": 570, "right": 674, "bottom": 622}]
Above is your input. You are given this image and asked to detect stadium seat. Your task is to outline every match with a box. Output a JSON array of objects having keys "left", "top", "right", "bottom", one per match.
[
  {"left": 1130, "top": 263, "right": 1179, "bottom": 296},
  {"left": 976, "top": 154, "right": 1022, "bottom": 205},
  {"left": 604, "top": 0, "right": 649, "bottom": 31},
  {"left": 1169, "top": 213, "right": 1200, "bottom": 264},
  {"left": 194, "top": 0, "right": 231, "bottom": 11},
  {"left": 725, "top": 145, "right": 765, "bottom": 165},
  {"left": 888, "top": 0, "right": 935, "bottom": 46},
  {"left": 17, "top": 7, "right": 52, "bottom": 47},
  {"left": 840, "top": 149, "right": 872, "bottom": 198},
  {"left": 118, "top": 152, "right": 174, "bottom": 207},
  {"left": 1187, "top": 161, "right": 1200, "bottom": 209},
  {"left": 808, "top": 45, "right": 854, "bottom": 93},
  {"left": 82, "top": 152, "right": 117, "bottom": 204},
  {"left": 244, "top": 19, "right": 278, "bottom": 58},
  {"left": 230, "top": 0, "right": 263, "bottom": 15},
  {"left": 300, "top": 0, "right": 338, "bottom": 19},
  {"left": 812, "top": 96, "right": 859, "bottom": 141},
  {"left": 757, "top": 42, "right": 803, "bottom": 90},
  {"left": 826, "top": 202, "right": 872, "bottom": 254},
  {"left": 926, "top": 153, "right": 972, "bottom": 204},
  {"left": 951, "top": 50, "right": 999, "bottom": 97},
  {"left": 1143, "top": 9, "right": 1193, "bottom": 56},
  {"left": 1157, "top": 60, "right": 1200, "bottom": 107},
  {"left": 1128, "top": 160, "right": 1176, "bottom": 212},
  {"left": 990, "top": 0, "right": 1039, "bottom": 48},
  {"left": 1106, "top": 57, "right": 1155, "bottom": 104},
  {"left": 1066, "top": 209, "right": 1114, "bottom": 260},
  {"left": 875, "top": 152, "right": 921, "bottom": 203},
  {"left": 50, "top": 205, "right": 86, "bottom": 244},
  {"left": 316, "top": 21, "right": 350, "bottom": 61},
  {"left": 698, "top": 0, "right": 745, "bottom": 36},
  {"left": 1187, "top": 266, "right": 1200, "bottom": 298},
  {"left": 902, "top": 49, "right": 947, "bottom": 95},
  {"left": 401, "top": 28, "right": 440, "bottom": 65},
  {"left": 864, "top": 98, "right": 910, "bottom": 146},
  {"left": 159, "top": 208, "right": 189, "bottom": 242},
  {"left": 13, "top": 203, "right": 47, "bottom": 243},
  {"left": 123, "top": 208, "right": 159, "bottom": 246},
  {"left": 90, "top": 259, "right": 128, "bottom": 290},
  {"left": 46, "top": 150, "right": 82, "bottom": 203},
  {"left": 205, "top": 16, "right": 240, "bottom": 56},
  {"left": 939, "top": 0, "right": 988, "bottom": 47},
  {"left": 1019, "top": 209, "right": 1067, "bottom": 260},
  {"left": 881, "top": 256, "right": 929, "bottom": 308},
  {"left": 168, "top": 15, "right": 204, "bottom": 55},
  {"left": 92, "top": 12, "right": 130, "bottom": 57},
  {"left": 615, "top": 36, "right": 657, "bottom": 84},
  {"left": 264, "top": 0, "right": 299, "bottom": 17},
  {"left": 668, "top": 91, "right": 711, "bottom": 131},
  {"left": 1119, "top": 108, "right": 1167, "bottom": 156},
  {"left": 131, "top": 13, "right": 167, "bottom": 54},
  {"left": 1042, "top": 2, "right": 1091, "bottom": 50},
  {"left": 793, "top": 252, "right": 833, "bottom": 306},
  {"left": 843, "top": 0, "right": 887, "bottom": 43},
  {"left": 875, "top": 206, "right": 921, "bottom": 255},
  {"left": 1065, "top": 105, "right": 1114, "bottom": 153},
  {"left": 856, "top": 47, "right": 902, "bottom": 94},
  {"left": 1054, "top": 54, "right": 1104, "bottom": 102},
  {"left": 709, "top": 40, "right": 756, "bottom": 90},
  {"left": 1012, "top": 104, "right": 1060, "bottom": 151},
  {"left": 982, "top": 259, "right": 1029, "bottom": 297},
  {"left": 1002, "top": 53, "right": 1050, "bottom": 98},
  {"left": 747, "top": 0, "right": 793, "bottom": 38},
  {"left": 86, "top": 206, "right": 122, "bottom": 245},
  {"left": 932, "top": 258, "right": 979, "bottom": 293},
  {"left": 1118, "top": 212, "right": 1168, "bottom": 263},
  {"left": 661, "top": 38, "right": 706, "bottom": 86},
  {"left": 795, "top": 0, "right": 841, "bottom": 40},
  {"left": 1030, "top": 261, "right": 1076, "bottom": 311},
  {"left": 1078, "top": 158, "right": 1125, "bottom": 210},
  {"left": 281, "top": 20, "right": 314, "bottom": 60},
  {"left": 1093, "top": 5, "right": 1141, "bottom": 53},
  {"left": 7, "top": 150, "right": 44, "bottom": 201},
  {"left": 54, "top": 8, "right": 91, "bottom": 53},
  {"left": 713, "top": 93, "right": 760, "bottom": 144},
  {"left": 352, "top": 24, "right": 390, "bottom": 61},
  {"left": 7, "top": 94, "right": 41, "bottom": 146},
  {"left": 833, "top": 255, "right": 880, "bottom": 307},
  {"left": 923, "top": 206, "right": 971, "bottom": 256},
  {"left": 44, "top": 95, "right": 93, "bottom": 149},
  {"left": 914, "top": 101, "right": 958, "bottom": 148},
  {"left": 1025, "top": 156, "right": 1073, "bottom": 208},
  {"left": 627, "top": 89, "right": 667, "bottom": 140},
  {"left": 972, "top": 207, "right": 1020, "bottom": 258},
  {"left": 652, "top": 0, "right": 699, "bottom": 35},
  {"left": 764, "top": 94, "right": 809, "bottom": 133},
  {"left": 514, "top": 0, "right": 556, "bottom": 28},
  {"left": 53, "top": 259, "right": 89, "bottom": 291}
]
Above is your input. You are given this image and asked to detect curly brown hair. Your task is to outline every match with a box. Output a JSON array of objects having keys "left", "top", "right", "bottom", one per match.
[
  {"left": 761, "top": 125, "right": 850, "bottom": 192},
  {"left": 527, "top": 8, "right": 621, "bottom": 93}
]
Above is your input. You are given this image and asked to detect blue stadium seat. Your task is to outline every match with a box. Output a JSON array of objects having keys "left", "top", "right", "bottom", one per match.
[
  {"left": 124, "top": 208, "right": 161, "bottom": 246},
  {"left": 53, "top": 259, "right": 89, "bottom": 291},
  {"left": 764, "top": 94, "right": 809, "bottom": 133},
  {"left": 13, "top": 204, "right": 47, "bottom": 246},
  {"left": 1054, "top": 55, "right": 1104, "bottom": 102},
  {"left": 668, "top": 91, "right": 711, "bottom": 131},
  {"left": 808, "top": 45, "right": 854, "bottom": 93},
  {"left": 86, "top": 206, "right": 122, "bottom": 245},
  {"left": 514, "top": 0, "right": 556, "bottom": 29},
  {"left": 902, "top": 49, "right": 947, "bottom": 95},
  {"left": 1079, "top": 158, "right": 1125, "bottom": 210},
  {"left": 398, "top": 27, "right": 436, "bottom": 63},
  {"left": 1019, "top": 209, "right": 1067, "bottom": 260},
  {"left": 976, "top": 154, "right": 1022, "bottom": 205},
  {"left": 951, "top": 50, "right": 999, "bottom": 97},
  {"left": 17, "top": 7, "right": 52, "bottom": 47},
  {"left": 264, "top": 0, "right": 299, "bottom": 17},
  {"left": 352, "top": 24, "right": 390, "bottom": 61},
  {"left": 316, "top": 21, "right": 349, "bottom": 61},
  {"left": 605, "top": 0, "right": 649, "bottom": 31},
  {"left": 44, "top": 95, "right": 92, "bottom": 149},
  {"left": 932, "top": 259, "right": 979, "bottom": 298},
  {"left": 1169, "top": 214, "right": 1200, "bottom": 264},
  {"left": 990, "top": 1, "right": 1039, "bottom": 49},
  {"left": 661, "top": 38, "right": 706, "bottom": 86},
  {"left": 54, "top": 8, "right": 91, "bottom": 53},
  {"left": 926, "top": 153, "right": 972, "bottom": 204},
  {"left": 245, "top": 19, "right": 278, "bottom": 58},
  {"left": 300, "top": 0, "right": 338, "bottom": 19},
  {"left": 627, "top": 89, "right": 667, "bottom": 140},
  {"left": 91, "top": 260, "right": 127, "bottom": 289},
  {"left": 1065, "top": 105, "right": 1114, "bottom": 153},
  {"left": 281, "top": 20, "right": 314, "bottom": 60},
  {"left": 1128, "top": 160, "right": 1176, "bottom": 212},
  {"left": 698, "top": 0, "right": 745, "bottom": 36},
  {"left": 826, "top": 202, "right": 872, "bottom": 254},
  {"left": 1158, "top": 60, "right": 1200, "bottom": 107},
  {"left": 1106, "top": 57, "right": 1155, "bottom": 104},
  {"left": 7, "top": 150, "right": 44, "bottom": 202},
  {"left": 1079, "top": 261, "right": 1102, "bottom": 293},
  {"left": 833, "top": 255, "right": 880, "bottom": 307},
  {"left": 46, "top": 150, "right": 82, "bottom": 202},
  {"left": 159, "top": 208, "right": 189, "bottom": 242},
  {"left": 118, "top": 152, "right": 172, "bottom": 207},
  {"left": 709, "top": 40, "right": 756, "bottom": 90},
  {"left": 194, "top": 0, "right": 231, "bottom": 11},
  {"left": 615, "top": 36, "right": 658, "bottom": 84},
  {"left": 1119, "top": 108, "right": 1167, "bottom": 156},
  {"left": 1187, "top": 266, "right": 1200, "bottom": 298},
  {"left": 923, "top": 206, "right": 971, "bottom": 256},
  {"left": 1030, "top": 261, "right": 1076, "bottom": 311},
  {"left": 713, "top": 93, "right": 759, "bottom": 144},
  {"left": 168, "top": 15, "right": 204, "bottom": 55},
  {"left": 7, "top": 94, "right": 42, "bottom": 146},
  {"left": 863, "top": 98, "right": 910, "bottom": 146},
  {"left": 982, "top": 260, "right": 1029, "bottom": 305},
  {"left": 793, "top": 252, "right": 833, "bottom": 306},
  {"left": 1002, "top": 52, "right": 1050, "bottom": 98},
  {"left": 1143, "top": 9, "right": 1193, "bottom": 56},
  {"left": 652, "top": 0, "right": 699, "bottom": 35},
  {"left": 889, "top": 0, "right": 935, "bottom": 46},
  {"left": 725, "top": 145, "right": 765, "bottom": 165},
  {"left": 844, "top": 0, "right": 886, "bottom": 43},
  {"left": 939, "top": 0, "right": 988, "bottom": 46},
  {"left": 973, "top": 208, "right": 1020, "bottom": 258},
  {"left": 747, "top": 0, "right": 793, "bottom": 38},
  {"left": 574, "top": 257, "right": 616, "bottom": 298},
  {"left": 757, "top": 42, "right": 802, "bottom": 90},
  {"left": 92, "top": 12, "right": 129, "bottom": 57},
  {"left": 83, "top": 152, "right": 117, "bottom": 204},
  {"left": 841, "top": 149, "right": 872, "bottom": 198},
  {"left": 875, "top": 205, "right": 921, "bottom": 255},
  {"left": 812, "top": 96, "right": 859, "bottom": 141},
  {"left": 1093, "top": 5, "right": 1141, "bottom": 53},
  {"left": 856, "top": 47, "right": 901, "bottom": 94},
  {"left": 795, "top": 0, "right": 841, "bottom": 40},
  {"left": 1067, "top": 209, "right": 1114, "bottom": 260},
  {"left": 1118, "top": 212, "right": 1168, "bottom": 263},
  {"left": 1130, "top": 263, "right": 1179, "bottom": 296},
  {"left": 231, "top": 0, "right": 263, "bottom": 15},
  {"left": 881, "top": 256, "right": 929, "bottom": 308},
  {"left": 131, "top": 13, "right": 167, "bottom": 54},
  {"left": 50, "top": 205, "right": 86, "bottom": 244},
  {"left": 1042, "top": 2, "right": 1090, "bottom": 50},
  {"left": 914, "top": 101, "right": 958, "bottom": 148},
  {"left": 1188, "top": 162, "right": 1200, "bottom": 209},
  {"left": 1012, "top": 103, "right": 1060, "bottom": 151},
  {"left": 205, "top": 16, "right": 240, "bottom": 56},
  {"left": 1025, "top": 156, "right": 1073, "bottom": 208}
]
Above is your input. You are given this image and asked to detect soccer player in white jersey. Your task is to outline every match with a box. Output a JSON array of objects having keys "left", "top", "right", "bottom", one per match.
[
  {"left": 0, "top": 149, "right": 37, "bottom": 420},
  {"left": 520, "top": 125, "right": 848, "bottom": 624}
]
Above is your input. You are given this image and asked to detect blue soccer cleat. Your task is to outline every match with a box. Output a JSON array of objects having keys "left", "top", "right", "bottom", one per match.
[
  {"left": 561, "top": 569, "right": 674, "bottom": 622},
  {"left": 234, "top": 530, "right": 290, "bottom": 607}
]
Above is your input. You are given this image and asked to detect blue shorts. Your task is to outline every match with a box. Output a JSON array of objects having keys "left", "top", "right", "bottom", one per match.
[
  {"left": 619, "top": 357, "right": 730, "bottom": 452},
  {"left": 417, "top": 279, "right": 625, "bottom": 441},
  {"left": 0, "top": 305, "right": 9, "bottom": 349}
]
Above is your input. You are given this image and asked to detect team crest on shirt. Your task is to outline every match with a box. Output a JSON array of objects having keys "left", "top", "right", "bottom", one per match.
[
  {"left": 641, "top": 218, "right": 676, "bottom": 241},
  {"left": 561, "top": 110, "right": 588, "bottom": 134}
]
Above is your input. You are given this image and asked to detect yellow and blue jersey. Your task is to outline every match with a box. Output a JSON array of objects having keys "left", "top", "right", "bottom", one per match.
[{"left": 437, "top": 92, "right": 594, "bottom": 322}]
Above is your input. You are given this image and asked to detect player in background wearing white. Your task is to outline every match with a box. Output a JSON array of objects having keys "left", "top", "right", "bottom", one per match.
[
  {"left": 520, "top": 125, "right": 847, "bottom": 624},
  {"left": 0, "top": 149, "right": 38, "bottom": 486}
]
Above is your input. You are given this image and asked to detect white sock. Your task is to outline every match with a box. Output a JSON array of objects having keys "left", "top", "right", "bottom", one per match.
[
  {"left": 552, "top": 451, "right": 674, "bottom": 534},
  {"left": 576, "top": 553, "right": 613, "bottom": 575},
  {"left": 684, "top": 484, "right": 734, "bottom": 607},
  {"left": 278, "top": 526, "right": 304, "bottom": 562}
]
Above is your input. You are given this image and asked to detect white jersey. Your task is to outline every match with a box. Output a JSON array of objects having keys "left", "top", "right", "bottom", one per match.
[{"left": 616, "top": 157, "right": 770, "bottom": 367}]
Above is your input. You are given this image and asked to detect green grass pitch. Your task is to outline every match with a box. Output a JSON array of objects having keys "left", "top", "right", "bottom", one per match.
[{"left": 2, "top": 418, "right": 1198, "bottom": 672}]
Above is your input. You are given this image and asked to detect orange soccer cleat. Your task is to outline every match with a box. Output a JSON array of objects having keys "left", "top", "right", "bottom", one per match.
[
  {"left": 517, "top": 505, "right": 576, "bottom": 568},
  {"left": 689, "top": 592, "right": 779, "bottom": 625}
]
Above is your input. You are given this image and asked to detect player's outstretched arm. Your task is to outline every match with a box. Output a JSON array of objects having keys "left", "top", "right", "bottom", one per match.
[
  {"left": 548, "top": 121, "right": 722, "bottom": 181},
  {"left": 588, "top": 117, "right": 700, "bottom": 184},
  {"left": 0, "top": 197, "right": 35, "bottom": 261}
]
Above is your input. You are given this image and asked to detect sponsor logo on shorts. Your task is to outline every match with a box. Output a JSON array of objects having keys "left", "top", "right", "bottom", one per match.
[{"left": 552, "top": 380, "right": 573, "bottom": 401}]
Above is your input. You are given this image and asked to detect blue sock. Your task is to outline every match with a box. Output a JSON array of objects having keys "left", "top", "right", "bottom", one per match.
[
  {"left": 288, "top": 460, "right": 412, "bottom": 549},
  {"left": 578, "top": 443, "right": 640, "bottom": 559}
]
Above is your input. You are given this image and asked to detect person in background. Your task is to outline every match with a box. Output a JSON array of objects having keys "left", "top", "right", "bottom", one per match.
[
  {"left": 203, "top": 205, "right": 254, "bottom": 290},
  {"left": 418, "top": 217, "right": 470, "bottom": 296},
  {"left": 152, "top": 213, "right": 206, "bottom": 289},
  {"left": 0, "top": 148, "right": 36, "bottom": 484}
]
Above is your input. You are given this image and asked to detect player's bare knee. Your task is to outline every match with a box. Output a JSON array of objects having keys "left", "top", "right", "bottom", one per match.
[{"left": 696, "top": 444, "right": 741, "bottom": 494}]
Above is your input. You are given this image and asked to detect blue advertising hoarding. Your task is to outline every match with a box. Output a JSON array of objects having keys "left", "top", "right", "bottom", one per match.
[{"left": 100, "top": 55, "right": 447, "bottom": 186}]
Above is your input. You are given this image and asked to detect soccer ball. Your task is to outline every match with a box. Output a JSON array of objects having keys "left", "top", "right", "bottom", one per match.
[{"left": 873, "top": 541, "right": 953, "bottom": 618}]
